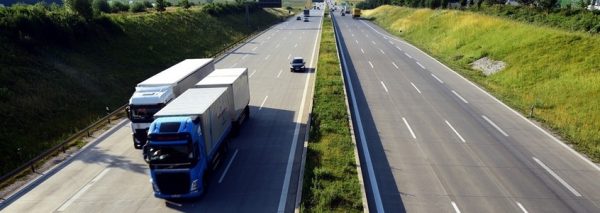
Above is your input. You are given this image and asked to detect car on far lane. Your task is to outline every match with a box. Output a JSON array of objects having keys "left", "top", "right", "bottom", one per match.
[
  {"left": 297, "top": 16, "right": 301, "bottom": 20},
  {"left": 290, "top": 57, "right": 306, "bottom": 72},
  {"left": 304, "top": 16, "right": 309, "bottom": 22}
]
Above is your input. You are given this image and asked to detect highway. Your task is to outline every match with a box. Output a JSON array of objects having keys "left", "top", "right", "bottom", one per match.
[
  {"left": 332, "top": 12, "right": 600, "bottom": 212},
  {"left": 1, "top": 9, "right": 323, "bottom": 213}
]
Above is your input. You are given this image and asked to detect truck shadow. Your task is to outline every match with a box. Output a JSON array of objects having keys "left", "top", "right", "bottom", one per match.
[
  {"left": 333, "top": 16, "right": 407, "bottom": 212},
  {"left": 163, "top": 106, "right": 307, "bottom": 212}
]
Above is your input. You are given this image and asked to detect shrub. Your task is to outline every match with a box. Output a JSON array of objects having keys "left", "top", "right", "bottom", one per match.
[
  {"left": 130, "top": 2, "right": 146, "bottom": 12},
  {"left": 155, "top": 0, "right": 166, "bottom": 12},
  {"left": 179, "top": 0, "right": 191, "bottom": 9},
  {"left": 142, "top": 0, "right": 152, "bottom": 8},
  {"left": 92, "top": 0, "right": 110, "bottom": 15},
  {"left": 64, "top": 0, "right": 93, "bottom": 19},
  {"left": 110, "top": 1, "right": 129, "bottom": 12}
]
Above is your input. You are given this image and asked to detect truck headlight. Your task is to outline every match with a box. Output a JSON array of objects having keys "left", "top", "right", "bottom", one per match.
[{"left": 190, "top": 179, "right": 199, "bottom": 192}]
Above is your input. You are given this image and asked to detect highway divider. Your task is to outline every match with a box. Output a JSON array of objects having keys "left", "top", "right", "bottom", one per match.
[{"left": 300, "top": 10, "right": 364, "bottom": 212}]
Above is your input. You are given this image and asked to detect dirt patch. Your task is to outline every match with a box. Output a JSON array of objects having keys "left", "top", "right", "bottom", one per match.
[{"left": 471, "top": 57, "right": 506, "bottom": 76}]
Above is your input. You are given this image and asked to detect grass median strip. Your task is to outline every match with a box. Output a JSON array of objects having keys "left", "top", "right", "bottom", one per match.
[{"left": 301, "top": 13, "right": 362, "bottom": 212}]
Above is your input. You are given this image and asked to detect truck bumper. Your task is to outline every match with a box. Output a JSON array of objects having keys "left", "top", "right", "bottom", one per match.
[
  {"left": 132, "top": 129, "right": 148, "bottom": 149},
  {"left": 154, "top": 190, "right": 203, "bottom": 199}
]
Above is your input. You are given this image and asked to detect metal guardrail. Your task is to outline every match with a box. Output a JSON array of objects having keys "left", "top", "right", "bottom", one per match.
[{"left": 0, "top": 18, "right": 283, "bottom": 188}]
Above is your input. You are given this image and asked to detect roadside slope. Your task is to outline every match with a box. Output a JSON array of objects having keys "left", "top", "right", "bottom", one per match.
[{"left": 364, "top": 5, "right": 600, "bottom": 162}]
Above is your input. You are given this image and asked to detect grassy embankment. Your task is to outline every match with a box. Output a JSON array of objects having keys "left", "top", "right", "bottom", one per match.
[
  {"left": 364, "top": 6, "right": 600, "bottom": 162},
  {"left": 0, "top": 5, "right": 288, "bottom": 177},
  {"left": 302, "top": 11, "right": 363, "bottom": 212}
]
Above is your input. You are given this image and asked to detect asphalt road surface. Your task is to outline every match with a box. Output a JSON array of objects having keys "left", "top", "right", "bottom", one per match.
[
  {"left": 1, "top": 9, "right": 323, "bottom": 213},
  {"left": 332, "top": 12, "right": 600, "bottom": 213}
]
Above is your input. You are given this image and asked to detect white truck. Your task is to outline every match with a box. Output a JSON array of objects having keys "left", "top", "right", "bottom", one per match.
[
  {"left": 127, "top": 58, "right": 214, "bottom": 149},
  {"left": 195, "top": 68, "right": 250, "bottom": 135}
]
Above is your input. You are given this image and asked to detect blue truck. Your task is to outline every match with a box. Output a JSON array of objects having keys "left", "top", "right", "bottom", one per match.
[{"left": 144, "top": 87, "right": 233, "bottom": 199}]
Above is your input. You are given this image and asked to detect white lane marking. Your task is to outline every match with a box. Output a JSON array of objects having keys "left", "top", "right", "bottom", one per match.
[
  {"left": 265, "top": 55, "right": 271, "bottom": 60},
  {"left": 380, "top": 81, "right": 388, "bottom": 93},
  {"left": 299, "top": 36, "right": 303, "bottom": 40},
  {"left": 402, "top": 117, "right": 417, "bottom": 139},
  {"left": 368, "top": 61, "right": 374, "bottom": 69},
  {"left": 267, "top": 36, "right": 271, "bottom": 40},
  {"left": 352, "top": 33, "right": 355, "bottom": 37},
  {"left": 396, "top": 46, "right": 402, "bottom": 51},
  {"left": 392, "top": 62, "right": 399, "bottom": 69},
  {"left": 259, "top": 96, "right": 268, "bottom": 110},
  {"left": 242, "top": 54, "right": 248, "bottom": 60},
  {"left": 362, "top": 19, "right": 600, "bottom": 172},
  {"left": 451, "top": 90, "right": 468, "bottom": 104},
  {"left": 230, "top": 62, "right": 238, "bottom": 68},
  {"left": 288, "top": 54, "right": 291, "bottom": 60},
  {"left": 355, "top": 40, "right": 359, "bottom": 44},
  {"left": 334, "top": 16, "right": 385, "bottom": 213},
  {"left": 431, "top": 73, "right": 444, "bottom": 84},
  {"left": 383, "top": 36, "right": 388, "bottom": 40},
  {"left": 371, "top": 40, "right": 376, "bottom": 45},
  {"left": 451, "top": 201, "right": 461, "bottom": 213},
  {"left": 361, "top": 48, "right": 365, "bottom": 54},
  {"left": 365, "top": 34, "right": 369, "bottom": 38},
  {"left": 379, "top": 49, "right": 385, "bottom": 54},
  {"left": 533, "top": 157, "right": 582, "bottom": 197},
  {"left": 516, "top": 202, "right": 529, "bottom": 213},
  {"left": 57, "top": 168, "right": 111, "bottom": 212},
  {"left": 278, "top": 13, "right": 321, "bottom": 212},
  {"left": 445, "top": 120, "right": 466, "bottom": 143},
  {"left": 482, "top": 115, "right": 509, "bottom": 137},
  {"left": 219, "top": 149, "right": 239, "bottom": 183},
  {"left": 416, "top": 61, "right": 426, "bottom": 69},
  {"left": 277, "top": 69, "right": 283, "bottom": 78},
  {"left": 410, "top": 82, "right": 422, "bottom": 94},
  {"left": 404, "top": 52, "right": 413, "bottom": 59},
  {"left": 389, "top": 40, "right": 393, "bottom": 44},
  {"left": 294, "top": 43, "right": 298, "bottom": 48},
  {"left": 276, "top": 43, "right": 280, "bottom": 48},
  {"left": 252, "top": 47, "right": 257, "bottom": 51},
  {"left": 249, "top": 70, "right": 256, "bottom": 78}
]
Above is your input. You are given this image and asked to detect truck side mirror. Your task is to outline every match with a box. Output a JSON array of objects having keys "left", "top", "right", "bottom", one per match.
[{"left": 126, "top": 106, "right": 131, "bottom": 119}]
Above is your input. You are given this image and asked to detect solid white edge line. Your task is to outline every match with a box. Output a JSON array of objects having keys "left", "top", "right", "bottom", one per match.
[
  {"left": 368, "top": 61, "right": 374, "bottom": 69},
  {"left": 451, "top": 90, "right": 468, "bottom": 104},
  {"left": 431, "top": 73, "right": 444, "bottom": 84},
  {"left": 451, "top": 201, "right": 461, "bottom": 213},
  {"left": 57, "top": 168, "right": 111, "bottom": 212},
  {"left": 218, "top": 149, "right": 239, "bottom": 183},
  {"left": 410, "top": 82, "right": 422, "bottom": 94},
  {"left": 516, "top": 201, "right": 529, "bottom": 213},
  {"left": 392, "top": 62, "right": 399, "bottom": 69},
  {"left": 380, "top": 81, "right": 389, "bottom": 93},
  {"left": 402, "top": 117, "right": 416, "bottom": 139},
  {"left": 396, "top": 46, "right": 402, "bottom": 51},
  {"left": 259, "top": 96, "right": 268, "bottom": 110},
  {"left": 277, "top": 10, "right": 322, "bottom": 213},
  {"left": 482, "top": 115, "right": 509, "bottom": 137},
  {"left": 355, "top": 39, "right": 359, "bottom": 44},
  {"left": 416, "top": 61, "right": 426, "bottom": 69},
  {"left": 533, "top": 157, "right": 582, "bottom": 197},
  {"left": 360, "top": 19, "right": 600, "bottom": 172},
  {"left": 335, "top": 15, "right": 385, "bottom": 213},
  {"left": 445, "top": 120, "right": 466, "bottom": 143},
  {"left": 372, "top": 40, "right": 376, "bottom": 45}
]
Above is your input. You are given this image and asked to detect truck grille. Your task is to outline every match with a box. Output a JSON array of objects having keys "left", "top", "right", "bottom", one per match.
[{"left": 155, "top": 172, "right": 190, "bottom": 195}]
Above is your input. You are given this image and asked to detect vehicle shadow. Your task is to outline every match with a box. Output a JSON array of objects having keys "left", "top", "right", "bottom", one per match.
[{"left": 333, "top": 15, "right": 407, "bottom": 212}]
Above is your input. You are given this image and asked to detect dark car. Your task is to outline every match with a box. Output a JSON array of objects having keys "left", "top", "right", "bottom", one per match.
[
  {"left": 297, "top": 16, "right": 301, "bottom": 20},
  {"left": 304, "top": 16, "right": 309, "bottom": 22},
  {"left": 290, "top": 57, "right": 306, "bottom": 72}
]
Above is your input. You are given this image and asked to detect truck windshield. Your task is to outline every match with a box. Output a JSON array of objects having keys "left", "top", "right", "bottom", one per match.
[
  {"left": 145, "top": 141, "right": 193, "bottom": 165},
  {"left": 129, "top": 104, "right": 163, "bottom": 122}
]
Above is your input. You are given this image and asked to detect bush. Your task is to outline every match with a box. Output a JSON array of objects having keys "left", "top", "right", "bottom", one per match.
[
  {"left": 179, "top": 0, "right": 191, "bottom": 9},
  {"left": 64, "top": 0, "right": 93, "bottom": 19},
  {"left": 142, "top": 1, "right": 152, "bottom": 8},
  {"left": 110, "top": 1, "right": 129, "bottom": 12},
  {"left": 155, "top": 0, "right": 166, "bottom": 12},
  {"left": 92, "top": 0, "right": 110, "bottom": 15},
  {"left": 130, "top": 2, "right": 146, "bottom": 12}
]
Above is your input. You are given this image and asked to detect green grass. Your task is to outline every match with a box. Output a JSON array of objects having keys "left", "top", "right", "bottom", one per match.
[
  {"left": 301, "top": 11, "right": 363, "bottom": 212},
  {"left": 0, "top": 6, "right": 288, "bottom": 177},
  {"left": 364, "top": 5, "right": 600, "bottom": 162}
]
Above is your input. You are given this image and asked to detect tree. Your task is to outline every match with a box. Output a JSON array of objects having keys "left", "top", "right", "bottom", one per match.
[
  {"left": 536, "top": 0, "right": 559, "bottom": 10},
  {"left": 156, "top": 0, "right": 166, "bottom": 12},
  {"left": 92, "top": 0, "right": 110, "bottom": 15},
  {"left": 64, "top": 0, "right": 93, "bottom": 19},
  {"left": 179, "top": 0, "right": 191, "bottom": 9}
]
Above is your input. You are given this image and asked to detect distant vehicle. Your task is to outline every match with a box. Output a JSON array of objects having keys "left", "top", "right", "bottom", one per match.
[
  {"left": 341, "top": 12, "right": 345, "bottom": 16},
  {"left": 290, "top": 57, "right": 306, "bottom": 72},
  {"left": 303, "top": 9, "right": 310, "bottom": 17},
  {"left": 589, "top": 1, "right": 600, "bottom": 10},
  {"left": 127, "top": 59, "right": 214, "bottom": 149},
  {"left": 304, "top": 16, "right": 309, "bottom": 22},
  {"left": 352, "top": 8, "right": 361, "bottom": 18},
  {"left": 297, "top": 16, "right": 302, "bottom": 20},
  {"left": 145, "top": 87, "right": 234, "bottom": 199},
  {"left": 345, "top": 9, "right": 351, "bottom": 14}
]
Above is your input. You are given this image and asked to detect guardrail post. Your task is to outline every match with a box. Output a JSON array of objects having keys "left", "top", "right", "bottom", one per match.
[
  {"left": 30, "top": 164, "right": 35, "bottom": 173},
  {"left": 106, "top": 107, "right": 111, "bottom": 124}
]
